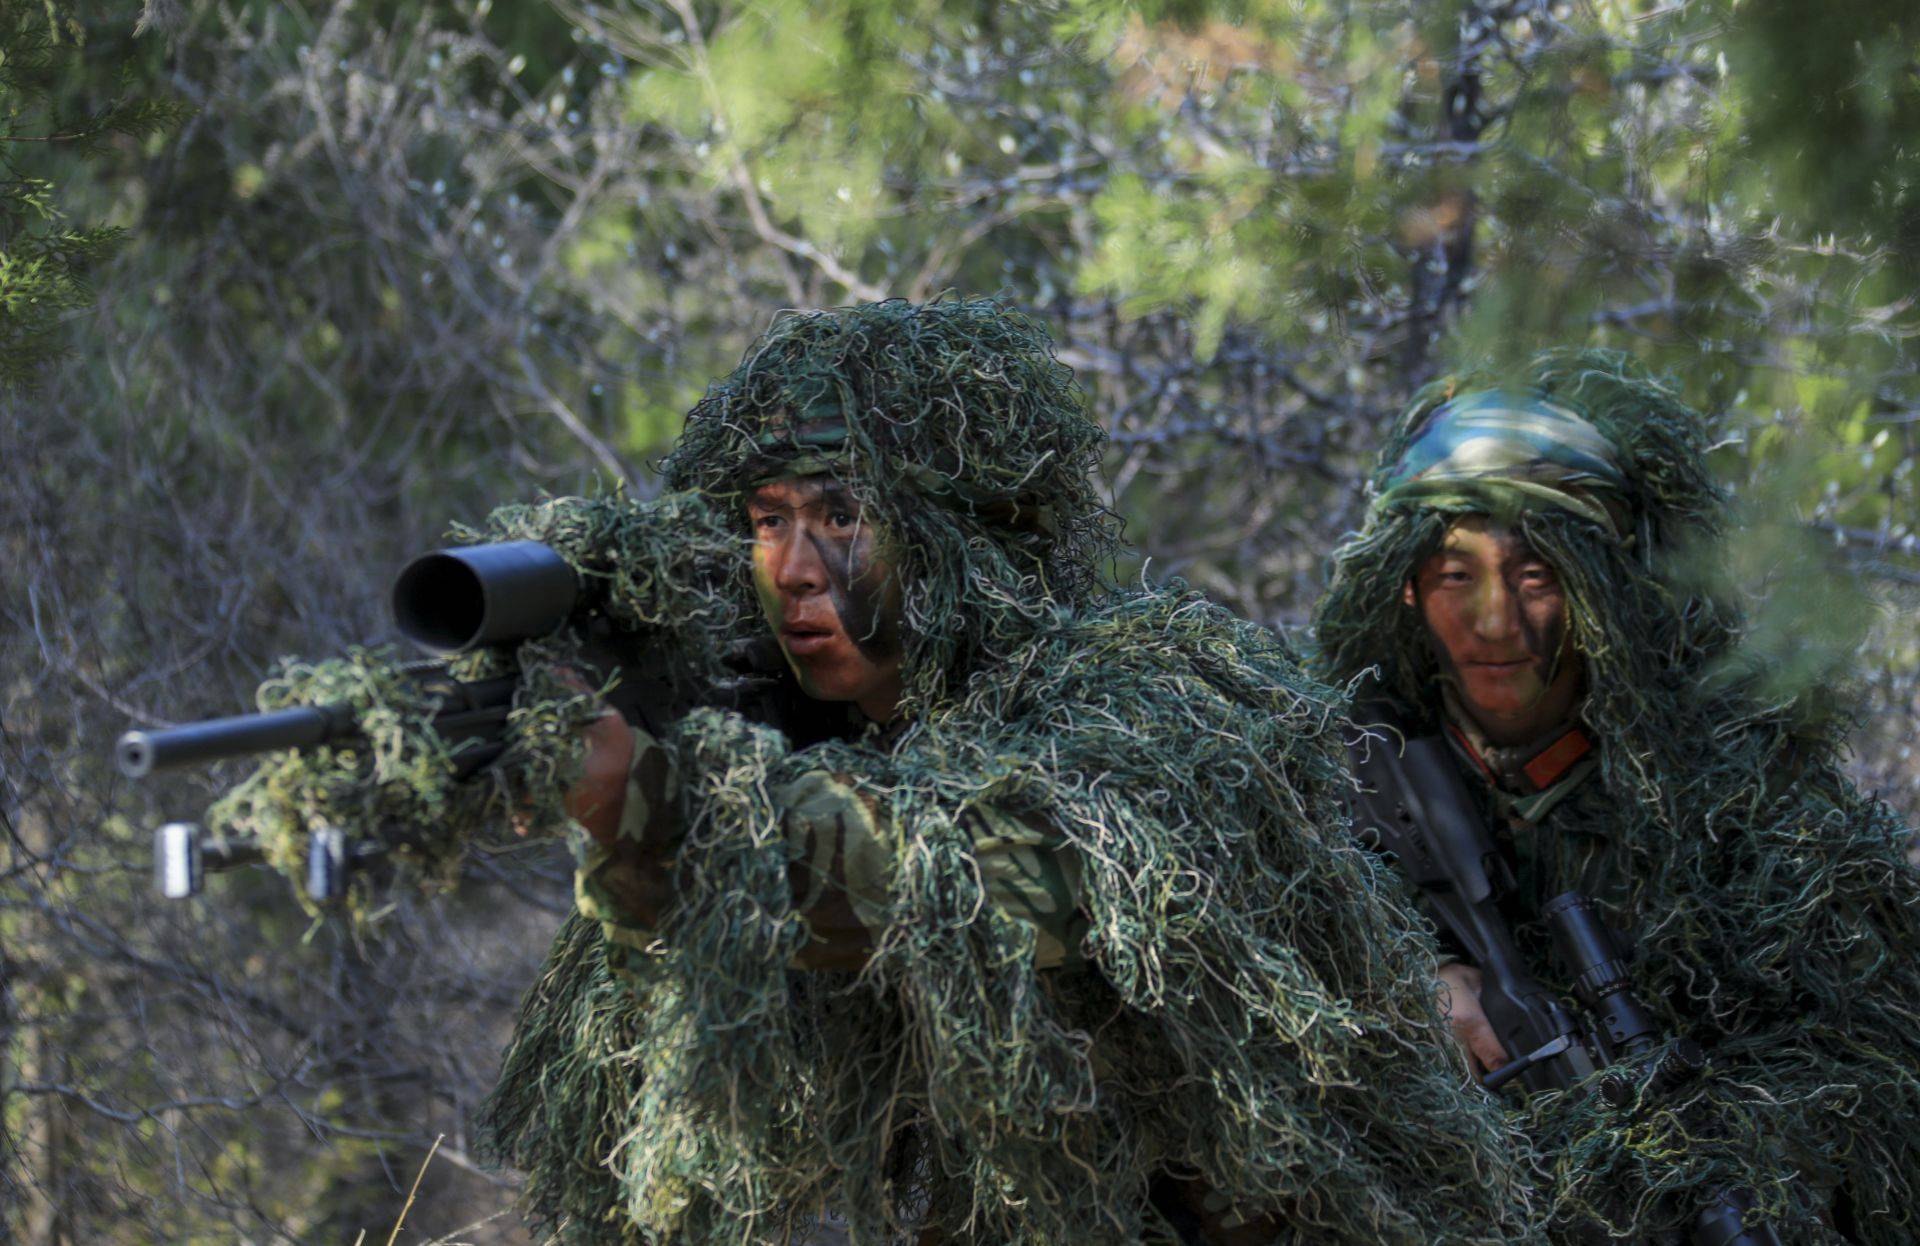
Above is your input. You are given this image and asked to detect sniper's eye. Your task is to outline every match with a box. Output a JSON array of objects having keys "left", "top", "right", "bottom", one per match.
[
  {"left": 827, "top": 510, "right": 859, "bottom": 532},
  {"left": 751, "top": 513, "right": 786, "bottom": 535}
]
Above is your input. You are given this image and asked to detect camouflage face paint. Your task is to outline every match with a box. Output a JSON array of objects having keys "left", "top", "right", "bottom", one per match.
[
  {"left": 1517, "top": 592, "right": 1569, "bottom": 697},
  {"left": 807, "top": 523, "right": 901, "bottom": 661},
  {"left": 751, "top": 544, "right": 826, "bottom": 699},
  {"left": 1428, "top": 596, "right": 1566, "bottom": 715},
  {"left": 1413, "top": 516, "right": 1582, "bottom": 744},
  {"left": 749, "top": 478, "right": 903, "bottom": 706}
]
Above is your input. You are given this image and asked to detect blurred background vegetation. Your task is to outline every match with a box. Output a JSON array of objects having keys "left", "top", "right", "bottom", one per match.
[{"left": 4, "top": 0, "right": 1918, "bottom": 1240}]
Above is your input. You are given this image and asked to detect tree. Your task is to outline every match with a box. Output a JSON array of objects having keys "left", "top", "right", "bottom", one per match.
[{"left": 0, "top": 5, "right": 184, "bottom": 387}]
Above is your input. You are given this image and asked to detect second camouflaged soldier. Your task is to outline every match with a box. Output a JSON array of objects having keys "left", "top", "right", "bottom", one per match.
[{"left": 1314, "top": 352, "right": 1920, "bottom": 1243}]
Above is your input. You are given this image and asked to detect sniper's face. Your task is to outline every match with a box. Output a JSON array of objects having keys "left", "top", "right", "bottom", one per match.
[
  {"left": 747, "top": 474, "right": 904, "bottom": 723},
  {"left": 1405, "top": 515, "right": 1582, "bottom": 745}
]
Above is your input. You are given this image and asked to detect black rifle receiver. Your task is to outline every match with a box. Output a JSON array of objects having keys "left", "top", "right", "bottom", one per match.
[
  {"left": 1346, "top": 712, "right": 1780, "bottom": 1246},
  {"left": 1347, "top": 722, "right": 1599, "bottom": 1095}
]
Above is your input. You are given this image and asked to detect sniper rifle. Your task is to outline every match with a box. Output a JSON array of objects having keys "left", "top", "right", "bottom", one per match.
[{"left": 117, "top": 539, "right": 776, "bottom": 903}]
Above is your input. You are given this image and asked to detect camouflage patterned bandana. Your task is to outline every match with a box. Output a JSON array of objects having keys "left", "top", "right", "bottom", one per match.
[
  {"left": 1375, "top": 388, "right": 1630, "bottom": 540},
  {"left": 739, "top": 371, "right": 854, "bottom": 486},
  {"left": 740, "top": 393, "right": 1061, "bottom": 536}
]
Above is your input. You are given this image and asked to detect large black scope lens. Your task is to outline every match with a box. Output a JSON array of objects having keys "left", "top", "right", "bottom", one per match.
[{"left": 392, "top": 541, "right": 577, "bottom": 654}]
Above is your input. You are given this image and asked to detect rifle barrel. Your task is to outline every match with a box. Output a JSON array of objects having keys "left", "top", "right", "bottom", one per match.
[
  {"left": 117, "top": 674, "right": 518, "bottom": 780},
  {"left": 116, "top": 703, "right": 358, "bottom": 778}
]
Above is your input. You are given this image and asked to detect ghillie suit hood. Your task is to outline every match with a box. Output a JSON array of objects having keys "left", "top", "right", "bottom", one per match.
[
  {"left": 658, "top": 296, "right": 1121, "bottom": 719},
  {"left": 481, "top": 299, "right": 1542, "bottom": 1244},
  {"left": 1313, "top": 350, "right": 1920, "bottom": 1242}
]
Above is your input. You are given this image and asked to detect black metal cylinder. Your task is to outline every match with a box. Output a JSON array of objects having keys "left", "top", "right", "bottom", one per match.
[
  {"left": 1544, "top": 890, "right": 1664, "bottom": 1056},
  {"left": 117, "top": 704, "right": 349, "bottom": 778},
  {"left": 1543, "top": 892, "right": 1630, "bottom": 999},
  {"left": 391, "top": 540, "right": 578, "bottom": 655}
]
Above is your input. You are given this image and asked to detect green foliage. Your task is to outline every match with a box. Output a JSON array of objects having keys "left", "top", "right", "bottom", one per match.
[
  {"left": 0, "top": 6, "right": 184, "bottom": 388},
  {"left": 1723, "top": 0, "right": 1920, "bottom": 280},
  {"left": 13, "top": 0, "right": 1920, "bottom": 1238}
]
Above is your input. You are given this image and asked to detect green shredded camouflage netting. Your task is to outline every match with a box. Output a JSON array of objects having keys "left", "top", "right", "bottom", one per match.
[
  {"left": 659, "top": 296, "right": 1122, "bottom": 720},
  {"left": 1312, "top": 349, "right": 1920, "bottom": 1242},
  {"left": 479, "top": 299, "right": 1545, "bottom": 1244},
  {"left": 482, "top": 591, "right": 1546, "bottom": 1245},
  {"left": 204, "top": 491, "right": 744, "bottom": 915}
]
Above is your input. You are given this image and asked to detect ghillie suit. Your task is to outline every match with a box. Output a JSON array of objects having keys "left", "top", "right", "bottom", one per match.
[
  {"left": 1313, "top": 351, "right": 1920, "bottom": 1243},
  {"left": 478, "top": 298, "right": 1543, "bottom": 1244}
]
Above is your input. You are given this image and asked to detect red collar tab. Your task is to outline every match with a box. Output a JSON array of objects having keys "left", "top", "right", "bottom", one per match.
[
  {"left": 1444, "top": 721, "right": 1499, "bottom": 784},
  {"left": 1445, "top": 719, "right": 1594, "bottom": 795},
  {"left": 1521, "top": 726, "right": 1593, "bottom": 792}
]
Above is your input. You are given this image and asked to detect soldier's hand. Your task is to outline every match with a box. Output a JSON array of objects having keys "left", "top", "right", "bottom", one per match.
[
  {"left": 511, "top": 669, "right": 631, "bottom": 843},
  {"left": 1437, "top": 961, "right": 1510, "bottom": 1076},
  {"left": 565, "top": 702, "right": 632, "bottom": 845}
]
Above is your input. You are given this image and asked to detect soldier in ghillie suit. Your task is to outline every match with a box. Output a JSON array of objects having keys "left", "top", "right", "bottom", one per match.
[
  {"left": 1312, "top": 351, "right": 1920, "bottom": 1243},
  {"left": 477, "top": 298, "right": 1540, "bottom": 1244}
]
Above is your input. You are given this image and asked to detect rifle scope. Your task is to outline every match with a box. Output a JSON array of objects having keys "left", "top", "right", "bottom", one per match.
[
  {"left": 1542, "top": 890, "right": 1665, "bottom": 1057},
  {"left": 391, "top": 540, "right": 577, "bottom": 654}
]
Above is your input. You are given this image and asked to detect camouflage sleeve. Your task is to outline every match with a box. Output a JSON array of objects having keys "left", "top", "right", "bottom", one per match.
[
  {"left": 574, "top": 725, "right": 1089, "bottom": 973},
  {"left": 777, "top": 770, "right": 1090, "bottom": 971},
  {"left": 573, "top": 725, "right": 684, "bottom": 975}
]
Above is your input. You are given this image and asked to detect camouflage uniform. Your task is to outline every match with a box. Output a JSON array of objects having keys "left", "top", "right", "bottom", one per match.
[{"left": 579, "top": 739, "right": 1089, "bottom": 975}]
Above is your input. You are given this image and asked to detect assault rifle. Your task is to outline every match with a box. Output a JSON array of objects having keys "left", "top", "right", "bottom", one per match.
[
  {"left": 118, "top": 540, "right": 774, "bottom": 903},
  {"left": 1346, "top": 713, "right": 1782, "bottom": 1246}
]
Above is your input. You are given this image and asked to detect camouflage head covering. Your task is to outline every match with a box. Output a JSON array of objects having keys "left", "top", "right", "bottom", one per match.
[
  {"left": 661, "top": 297, "right": 1111, "bottom": 546},
  {"left": 1376, "top": 388, "right": 1631, "bottom": 539},
  {"left": 661, "top": 297, "right": 1120, "bottom": 714},
  {"left": 1315, "top": 349, "right": 1728, "bottom": 734}
]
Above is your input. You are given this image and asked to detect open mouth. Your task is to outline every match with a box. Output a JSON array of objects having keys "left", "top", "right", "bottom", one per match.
[{"left": 781, "top": 625, "right": 837, "bottom": 656}]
